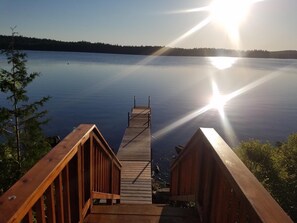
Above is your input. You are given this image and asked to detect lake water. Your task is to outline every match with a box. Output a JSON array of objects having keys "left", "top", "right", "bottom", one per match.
[{"left": 1, "top": 51, "right": 297, "bottom": 176}]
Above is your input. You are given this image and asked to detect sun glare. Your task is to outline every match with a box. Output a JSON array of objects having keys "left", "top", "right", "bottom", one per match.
[
  {"left": 210, "top": 0, "right": 252, "bottom": 27},
  {"left": 210, "top": 57, "right": 237, "bottom": 70},
  {"left": 210, "top": 94, "right": 226, "bottom": 110},
  {"left": 209, "top": 0, "right": 262, "bottom": 45},
  {"left": 163, "top": 0, "right": 264, "bottom": 50},
  {"left": 210, "top": 82, "right": 227, "bottom": 116},
  {"left": 153, "top": 71, "right": 279, "bottom": 142}
]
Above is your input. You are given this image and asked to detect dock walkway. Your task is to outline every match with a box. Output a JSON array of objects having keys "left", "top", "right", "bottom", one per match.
[{"left": 117, "top": 106, "right": 152, "bottom": 204}]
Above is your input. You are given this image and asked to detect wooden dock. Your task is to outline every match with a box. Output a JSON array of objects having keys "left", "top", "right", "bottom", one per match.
[{"left": 117, "top": 106, "right": 152, "bottom": 204}]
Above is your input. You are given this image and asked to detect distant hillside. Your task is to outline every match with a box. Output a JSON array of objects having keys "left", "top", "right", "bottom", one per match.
[{"left": 1, "top": 35, "right": 297, "bottom": 59}]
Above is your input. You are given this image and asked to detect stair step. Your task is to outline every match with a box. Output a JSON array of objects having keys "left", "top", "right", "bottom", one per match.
[
  {"left": 84, "top": 204, "right": 200, "bottom": 223},
  {"left": 84, "top": 213, "right": 199, "bottom": 223},
  {"left": 91, "top": 204, "right": 197, "bottom": 217}
]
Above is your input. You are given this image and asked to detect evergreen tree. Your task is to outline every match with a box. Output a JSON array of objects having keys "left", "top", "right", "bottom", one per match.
[{"left": 0, "top": 28, "right": 50, "bottom": 193}]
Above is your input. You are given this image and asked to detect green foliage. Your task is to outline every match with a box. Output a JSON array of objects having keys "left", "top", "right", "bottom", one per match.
[
  {"left": 0, "top": 30, "right": 50, "bottom": 194},
  {"left": 278, "top": 134, "right": 297, "bottom": 220},
  {"left": 236, "top": 136, "right": 297, "bottom": 222},
  {"left": 0, "top": 143, "right": 20, "bottom": 194}
]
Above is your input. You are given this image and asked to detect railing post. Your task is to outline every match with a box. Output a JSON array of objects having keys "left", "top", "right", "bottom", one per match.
[
  {"left": 117, "top": 167, "right": 121, "bottom": 204},
  {"left": 89, "top": 133, "right": 94, "bottom": 211},
  {"left": 107, "top": 159, "right": 114, "bottom": 205},
  {"left": 54, "top": 173, "right": 65, "bottom": 222},
  {"left": 44, "top": 184, "right": 56, "bottom": 222},
  {"left": 34, "top": 197, "right": 46, "bottom": 223},
  {"left": 77, "top": 144, "right": 83, "bottom": 220},
  {"left": 134, "top": 96, "right": 136, "bottom": 108},
  {"left": 62, "top": 165, "right": 71, "bottom": 223},
  {"left": 128, "top": 112, "right": 130, "bottom": 127},
  {"left": 148, "top": 96, "right": 151, "bottom": 108}
]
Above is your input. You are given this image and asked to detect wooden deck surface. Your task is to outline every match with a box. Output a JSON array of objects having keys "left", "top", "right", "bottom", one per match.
[
  {"left": 85, "top": 204, "right": 200, "bottom": 223},
  {"left": 117, "top": 107, "right": 152, "bottom": 204}
]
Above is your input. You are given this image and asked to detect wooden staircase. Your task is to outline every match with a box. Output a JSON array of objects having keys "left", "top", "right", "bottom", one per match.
[
  {"left": 0, "top": 113, "right": 293, "bottom": 222},
  {"left": 84, "top": 204, "right": 200, "bottom": 223}
]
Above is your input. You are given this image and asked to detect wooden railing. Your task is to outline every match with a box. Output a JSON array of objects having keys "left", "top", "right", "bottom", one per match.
[
  {"left": 0, "top": 124, "right": 121, "bottom": 223},
  {"left": 170, "top": 128, "right": 293, "bottom": 223}
]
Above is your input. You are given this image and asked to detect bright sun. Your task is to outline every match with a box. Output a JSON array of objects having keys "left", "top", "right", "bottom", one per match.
[
  {"left": 164, "top": 0, "right": 264, "bottom": 50},
  {"left": 210, "top": 0, "right": 252, "bottom": 26},
  {"left": 209, "top": 0, "right": 259, "bottom": 44}
]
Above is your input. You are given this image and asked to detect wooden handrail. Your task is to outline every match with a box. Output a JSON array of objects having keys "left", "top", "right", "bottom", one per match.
[
  {"left": 170, "top": 128, "right": 293, "bottom": 223},
  {"left": 0, "top": 124, "right": 121, "bottom": 223}
]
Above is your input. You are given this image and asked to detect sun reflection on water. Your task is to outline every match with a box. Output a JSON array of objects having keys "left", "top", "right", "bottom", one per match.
[
  {"left": 210, "top": 81, "right": 227, "bottom": 116},
  {"left": 153, "top": 72, "right": 280, "bottom": 143},
  {"left": 117, "top": 0, "right": 269, "bottom": 144},
  {"left": 210, "top": 57, "right": 238, "bottom": 70}
]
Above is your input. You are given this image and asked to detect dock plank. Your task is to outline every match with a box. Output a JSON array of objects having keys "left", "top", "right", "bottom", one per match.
[
  {"left": 117, "top": 106, "right": 152, "bottom": 204},
  {"left": 117, "top": 128, "right": 151, "bottom": 161},
  {"left": 120, "top": 161, "right": 152, "bottom": 204}
]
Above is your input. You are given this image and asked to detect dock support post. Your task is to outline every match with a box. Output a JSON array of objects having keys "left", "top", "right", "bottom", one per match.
[
  {"left": 134, "top": 96, "right": 136, "bottom": 108},
  {"left": 148, "top": 96, "right": 151, "bottom": 108}
]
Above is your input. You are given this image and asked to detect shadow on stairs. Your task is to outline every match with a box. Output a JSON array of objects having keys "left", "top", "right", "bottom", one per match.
[{"left": 84, "top": 204, "right": 201, "bottom": 223}]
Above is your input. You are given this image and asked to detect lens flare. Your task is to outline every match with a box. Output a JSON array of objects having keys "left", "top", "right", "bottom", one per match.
[
  {"left": 149, "top": 0, "right": 269, "bottom": 144},
  {"left": 167, "top": 16, "right": 212, "bottom": 48},
  {"left": 119, "top": 0, "right": 265, "bottom": 76},
  {"left": 153, "top": 71, "right": 280, "bottom": 141}
]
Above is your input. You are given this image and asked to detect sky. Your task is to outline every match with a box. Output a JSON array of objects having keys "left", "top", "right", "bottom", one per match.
[{"left": 0, "top": 0, "right": 296, "bottom": 51}]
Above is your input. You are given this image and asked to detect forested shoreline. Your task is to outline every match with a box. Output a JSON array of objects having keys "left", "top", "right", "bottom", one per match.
[{"left": 1, "top": 35, "right": 297, "bottom": 59}]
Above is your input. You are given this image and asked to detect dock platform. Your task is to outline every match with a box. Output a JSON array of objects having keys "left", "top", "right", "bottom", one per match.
[{"left": 117, "top": 106, "right": 152, "bottom": 204}]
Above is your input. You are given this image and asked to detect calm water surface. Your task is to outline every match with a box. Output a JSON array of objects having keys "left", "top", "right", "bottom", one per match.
[{"left": 1, "top": 51, "right": 297, "bottom": 174}]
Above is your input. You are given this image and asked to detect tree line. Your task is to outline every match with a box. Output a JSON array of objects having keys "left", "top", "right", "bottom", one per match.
[{"left": 1, "top": 35, "right": 297, "bottom": 59}]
